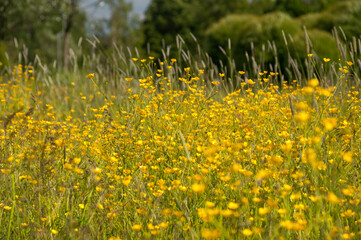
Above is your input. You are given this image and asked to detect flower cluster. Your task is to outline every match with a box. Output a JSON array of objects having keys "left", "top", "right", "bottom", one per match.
[{"left": 1, "top": 62, "right": 361, "bottom": 239}]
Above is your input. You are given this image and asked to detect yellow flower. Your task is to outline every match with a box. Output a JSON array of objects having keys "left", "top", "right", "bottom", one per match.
[
  {"left": 191, "top": 183, "right": 206, "bottom": 193},
  {"left": 307, "top": 78, "right": 319, "bottom": 87},
  {"left": 29, "top": 179, "right": 37, "bottom": 184},
  {"left": 241, "top": 197, "right": 249, "bottom": 206},
  {"left": 290, "top": 192, "right": 301, "bottom": 201},
  {"left": 221, "top": 209, "right": 233, "bottom": 217},
  {"left": 201, "top": 228, "right": 221, "bottom": 240},
  {"left": 342, "top": 233, "right": 354, "bottom": 239},
  {"left": 278, "top": 208, "right": 287, "bottom": 214},
  {"left": 159, "top": 222, "right": 169, "bottom": 229},
  {"left": 107, "top": 212, "right": 117, "bottom": 218},
  {"left": 1, "top": 169, "right": 11, "bottom": 174},
  {"left": 206, "top": 201, "right": 215, "bottom": 208},
  {"left": 109, "top": 237, "right": 122, "bottom": 240},
  {"left": 307, "top": 53, "right": 313, "bottom": 57},
  {"left": 6, "top": 156, "right": 14, "bottom": 162},
  {"left": 259, "top": 207, "right": 270, "bottom": 215},
  {"left": 63, "top": 163, "right": 72, "bottom": 170},
  {"left": 342, "top": 152, "right": 353, "bottom": 163},
  {"left": 325, "top": 192, "right": 340, "bottom": 204},
  {"left": 341, "top": 209, "right": 355, "bottom": 218},
  {"left": 92, "top": 167, "right": 102, "bottom": 174},
  {"left": 342, "top": 188, "right": 354, "bottom": 197},
  {"left": 255, "top": 169, "right": 272, "bottom": 181},
  {"left": 122, "top": 176, "right": 132, "bottom": 186},
  {"left": 267, "top": 199, "right": 278, "bottom": 208},
  {"left": 323, "top": 118, "right": 337, "bottom": 131},
  {"left": 72, "top": 158, "right": 81, "bottom": 164},
  {"left": 247, "top": 79, "right": 255, "bottom": 85},
  {"left": 79, "top": 204, "right": 85, "bottom": 209},
  {"left": 132, "top": 224, "right": 142, "bottom": 231},
  {"left": 242, "top": 228, "right": 253, "bottom": 236},
  {"left": 86, "top": 73, "right": 94, "bottom": 79},
  {"left": 309, "top": 196, "right": 320, "bottom": 202},
  {"left": 51, "top": 229, "right": 59, "bottom": 235},
  {"left": 294, "top": 111, "right": 310, "bottom": 123},
  {"left": 280, "top": 140, "right": 293, "bottom": 153},
  {"left": 74, "top": 167, "right": 84, "bottom": 174},
  {"left": 303, "top": 86, "right": 314, "bottom": 95},
  {"left": 227, "top": 202, "right": 239, "bottom": 210},
  {"left": 323, "top": 58, "right": 330, "bottom": 62},
  {"left": 302, "top": 148, "right": 316, "bottom": 165}
]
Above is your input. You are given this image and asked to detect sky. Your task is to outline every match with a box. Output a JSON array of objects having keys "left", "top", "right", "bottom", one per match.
[
  {"left": 81, "top": 0, "right": 151, "bottom": 20},
  {"left": 132, "top": 0, "right": 152, "bottom": 16}
]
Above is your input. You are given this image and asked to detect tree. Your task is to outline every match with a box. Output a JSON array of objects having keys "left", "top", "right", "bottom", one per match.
[
  {"left": 104, "top": 0, "right": 133, "bottom": 47},
  {"left": 142, "top": 0, "right": 188, "bottom": 55},
  {"left": 301, "top": 0, "right": 361, "bottom": 40},
  {"left": 62, "top": 0, "right": 78, "bottom": 69},
  {"left": 142, "top": 0, "right": 248, "bottom": 56},
  {"left": 0, "top": 0, "right": 87, "bottom": 66},
  {"left": 274, "top": 0, "right": 340, "bottom": 17},
  {"left": 247, "top": 0, "right": 275, "bottom": 14}
]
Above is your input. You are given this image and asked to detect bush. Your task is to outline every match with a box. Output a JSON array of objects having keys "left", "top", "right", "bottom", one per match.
[
  {"left": 301, "top": 0, "right": 361, "bottom": 40},
  {"left": 206, "top": 12, "right": 301, "bottom": 75}
]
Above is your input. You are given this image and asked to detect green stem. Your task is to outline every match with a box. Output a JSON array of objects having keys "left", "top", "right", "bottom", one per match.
[{"left": 7, "top": 174, "right": 16, "bottom": 240}]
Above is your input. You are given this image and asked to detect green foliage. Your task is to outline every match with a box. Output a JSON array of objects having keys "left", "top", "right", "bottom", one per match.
[
  {"left": 0, "top": 41, "right": 8, "bottom": 66},
  {"left": 293, "top": 29, "right": 339, "bottom": 60},
  {"left": 1, "top": 31, "right": 361, "bottom": 238},
  {"left": 142, "top": 0, "right": 350, "bottom": 79},
  {"left": 142, "top": 0, "right": 188, "bottom": 55},
  {"left": 274, "top": 0, "right": 339, "bottom": 17},
  {"left": 301, "top": 0, "right": 361, "bottom": 40},
  {"left": 247, "top": 0, "right": 276, "bottom": 14},
  {"left": 102, "top": 0, "right": 138, "bottom": 47},
  {"left": 206, "top": 12, "right": 301, "bottom": 73},
  {"left": 142, "top": 0, "right": 248, "bottom": 57},
  {"left": 187, "top": 0, "right": 247, "bottom": 36},
  {"left": 0, "top": 0, "right": 87, "bottom": 63},
  {"left": 1, "top": 0, "right": 141, "bottom": 67}
]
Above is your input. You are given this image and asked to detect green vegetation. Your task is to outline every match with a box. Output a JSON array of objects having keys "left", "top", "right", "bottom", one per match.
[
  {"left": 1, "top": 0, "right": 361, "bottom": 239},
  {"left": 1, "top": 33, "right": 361, "bottom": 238},
  {"left": 2, "top": 0, "right": 359, "bottom": 70}
]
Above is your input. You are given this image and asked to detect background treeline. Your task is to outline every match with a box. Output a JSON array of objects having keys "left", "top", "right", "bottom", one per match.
[{"left": 1, "top": 0, "right": 361, "bottom": 75}]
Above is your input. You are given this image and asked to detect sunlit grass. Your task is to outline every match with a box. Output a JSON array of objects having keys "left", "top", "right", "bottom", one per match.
[{"left": 1, "top": 55, "right": 361, "bottom": 239}]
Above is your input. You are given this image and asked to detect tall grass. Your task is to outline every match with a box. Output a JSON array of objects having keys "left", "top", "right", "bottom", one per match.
[{"left": 0, "top": 28, "right": 361, "bottom": 239}]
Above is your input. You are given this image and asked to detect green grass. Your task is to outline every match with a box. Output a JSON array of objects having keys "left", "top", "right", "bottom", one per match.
[{"left": 1, "top": 31, "right": 361, "bottom": 239}]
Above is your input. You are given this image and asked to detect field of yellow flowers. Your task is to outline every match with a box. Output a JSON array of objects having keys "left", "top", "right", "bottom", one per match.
[{"left": 1, "top": 58, "right": 361, "bottom": 239}]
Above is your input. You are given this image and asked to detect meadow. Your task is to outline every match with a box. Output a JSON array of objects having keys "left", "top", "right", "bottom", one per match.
[{"left": 1, "top": 35, "right": 361, "bottom": 239}]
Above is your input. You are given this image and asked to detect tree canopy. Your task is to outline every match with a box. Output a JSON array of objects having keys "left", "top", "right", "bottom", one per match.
[
  {"left": 1, "top": 0, "right": 359, "bottom": 71},
  {"left": 0, "top": 0, "right": 138, "bottom": 65}
]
